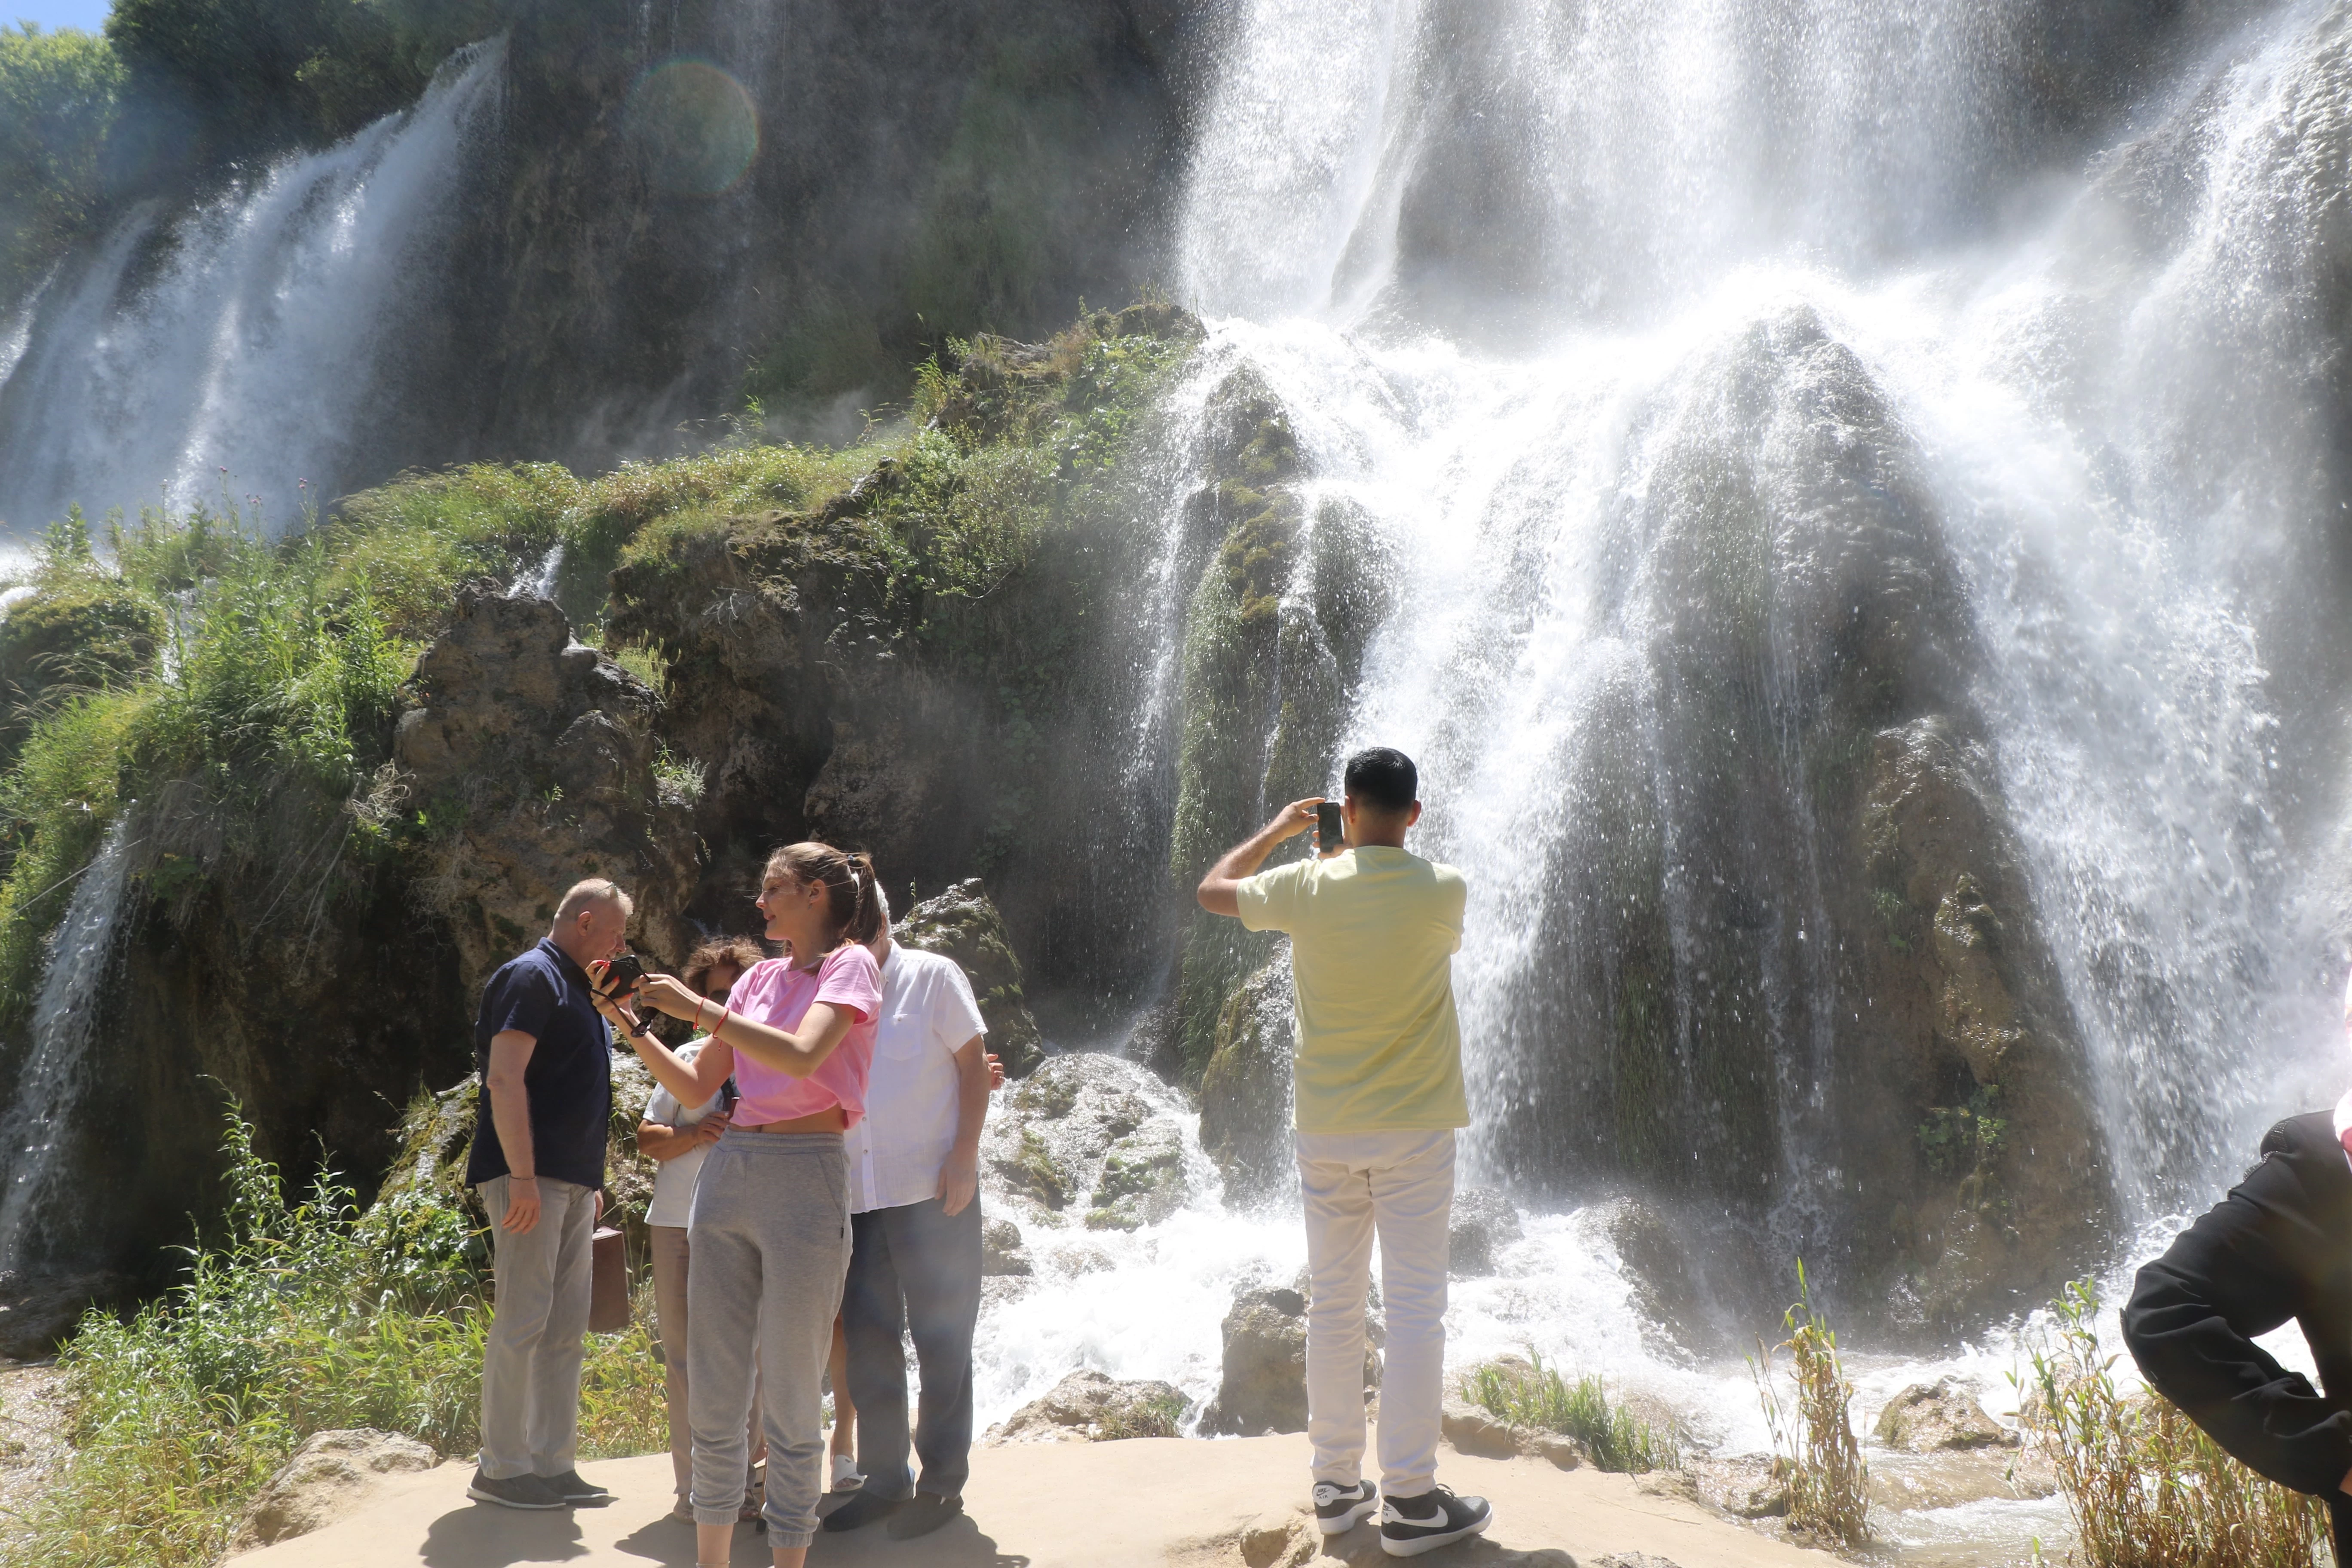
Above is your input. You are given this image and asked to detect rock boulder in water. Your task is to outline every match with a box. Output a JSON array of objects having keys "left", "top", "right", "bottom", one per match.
[
  {"left": 893, "top": 879, "right": 1044, "bottom": 1078},
  {"left": 229, "top": 1428, "right": 437, "bottom": 1550},
  {"left": 1448, "top": 1186, "right": 1522, "bottom": 1276},
  {"left": 1202, "top": 1283, "right": 1381, "bottom": 1437},
  {"left": 980, "top": 1217, "right": 1031, "bottom": 1276},
  {"left": 1202, "top": 1286, "right": 1310, "bottom": 1436},
  {"left": 1199, "top": 951, "right": 1296, "bottom": 1206},
  {"left": 978, "top": 1053, "right": 1191, "bottom": 1225},
  {"left": 988, "top": 1368, "right": 1187, "bottom": 1443},
  {"left": 1872, "top": 1377, "right": 2010, "bottom": 1452}
]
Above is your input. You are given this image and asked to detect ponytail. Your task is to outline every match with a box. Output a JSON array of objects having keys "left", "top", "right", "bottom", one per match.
[{"left": 766, "top": 842, "right": 883, "bottom": 949}]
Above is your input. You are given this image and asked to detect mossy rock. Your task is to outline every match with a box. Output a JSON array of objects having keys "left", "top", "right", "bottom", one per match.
[
  {"left": 894, "top": 878, "right": 1044, "bottom": 1078},
  {"left": 0, "top": 573, "right": 164, "bottom": 760}
]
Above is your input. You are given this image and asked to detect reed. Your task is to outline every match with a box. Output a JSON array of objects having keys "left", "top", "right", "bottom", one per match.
[
  {"left": 2024, "top": 1279, "right": 2328, "bottom": 1568},
  {"left": 1750, "top": 1259, "right": 1868, "bottom": 1546}
]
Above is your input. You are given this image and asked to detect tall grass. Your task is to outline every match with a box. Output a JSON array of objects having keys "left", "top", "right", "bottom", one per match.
[
  {"left": 1460, "top": 1352, "right": 1681, "bottom": 1472},
  {"left": 2026, "top": 1280, "right": 2329, "bottom": 1568},
  {"left": 1751, "top": 1260, "right": 1868, "bottom": 1546},
  {"left": 0, "top": 1109, "right": 665, "bottom": 1568}
]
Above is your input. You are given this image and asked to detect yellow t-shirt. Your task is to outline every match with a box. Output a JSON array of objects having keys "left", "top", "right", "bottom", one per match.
[{"left": 1235, "top": 845, "right": 1469, "bottom": 1135}]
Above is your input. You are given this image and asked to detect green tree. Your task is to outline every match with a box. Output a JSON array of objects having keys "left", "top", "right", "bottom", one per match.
[
  {"left": 105, "top": 0, "right": 501, "bottom": 166},
  {"left": 0, "top": 22, "right": 125, "bottom": 299}
]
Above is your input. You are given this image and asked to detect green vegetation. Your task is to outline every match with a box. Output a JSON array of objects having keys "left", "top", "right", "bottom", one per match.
[
  {"left": 107, "top": 0, "right": 502, "bottom": 160},
  {"left": 0, "top": 24, "right": 123, "bottom": 292},
  {"left": 1750, "top": 1261, "right": 1868, "bottom": 1546},
  {"left": 1093, "top": 1387, "right": 1187, "bottom": 1441},
  {"left": 2024, "top": 1280, "right": 2328, "bottom": 1568},
  {"left": 1460, "top": 1352, "right": 1683, "bottom": 1473},
  {"left": 1, "top": 1107, "right": 662, "bottom": 1568},
  {"left": 1919, "top": 1082, "right": 2006, "bottom": 1177}
]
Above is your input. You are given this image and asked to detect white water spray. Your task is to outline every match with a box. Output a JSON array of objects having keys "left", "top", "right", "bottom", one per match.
[
  {"left": 0, "top": 821, "right": 140, "bottom": 1275},
  {"left": 0, "top": 40, "right": 505, "bottom": 533}
]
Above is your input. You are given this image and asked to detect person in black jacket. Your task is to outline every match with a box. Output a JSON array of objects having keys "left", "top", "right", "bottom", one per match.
[{"left": 2122, "top": 1109, "right": 2352, "bottom": 1556}]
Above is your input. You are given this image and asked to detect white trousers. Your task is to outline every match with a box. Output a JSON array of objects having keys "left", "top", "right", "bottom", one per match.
[{"left": 1296, "top": 1127, "right": 1454, "bottom": 1498}]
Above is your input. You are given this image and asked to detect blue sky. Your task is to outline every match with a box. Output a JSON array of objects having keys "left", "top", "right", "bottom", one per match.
[{"left": 11, "top": 1, "right": 109, "bottom": 32}]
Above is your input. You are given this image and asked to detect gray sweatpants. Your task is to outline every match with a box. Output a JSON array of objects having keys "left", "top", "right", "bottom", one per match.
[
  {"left": 688, "top": 1129, "right": 851, "bottom": 1547},
  {"left": 477, "top": 1174, "right": 595, "bottom": 1480}
]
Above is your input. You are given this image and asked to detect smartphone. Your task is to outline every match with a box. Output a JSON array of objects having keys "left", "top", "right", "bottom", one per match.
[
  {"left": 591, "top": 953, "right": 644, "bottom": 999},
  {"left": 1317, "top": 800, "right": 1344, "bottom": 855}
]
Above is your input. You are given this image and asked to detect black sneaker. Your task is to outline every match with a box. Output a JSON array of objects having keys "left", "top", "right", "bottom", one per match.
[
  {"left": 1313, "top": 1479, "right": 1379, "bottom": 1534},
  {"left": 821, "top": 1490, "right": 903, "bottom": 1532},
  {"left": 466, "top": 1469, "right": 564, "bottom": 1510},
  {"left": 1379, "top": 1485, "right": 1492, "bottom": 1557},
  {"left": 543, "top": 1469, "right": 615, "bottom": 1505},
  {"left": 886, "top": 1493, "right": 964, "bottom": 1540}
]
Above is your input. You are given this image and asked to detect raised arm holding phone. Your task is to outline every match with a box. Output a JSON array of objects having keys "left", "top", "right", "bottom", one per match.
[
  {"left": 1197, "top": 748, "right": 1493, "bottom": 1559},
  {"left": 589, "top": 843, "right": 883, "bottom": 1568}
]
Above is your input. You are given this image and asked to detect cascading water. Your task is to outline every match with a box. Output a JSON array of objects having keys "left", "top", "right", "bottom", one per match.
[
  {"left": 0, "top": 40, "right": 504, "bottom": 533},
  {"left": 0, "top": 821, "right": 139, "bottom": 1277},
  {"left": 975, "top": 0, "right": 2352, "bottom": 1558}
]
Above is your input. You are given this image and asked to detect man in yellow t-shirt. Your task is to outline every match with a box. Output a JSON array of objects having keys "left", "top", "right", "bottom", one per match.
[{"left": 1197, "top": 747, "right": 1491, "bottom": 1559}]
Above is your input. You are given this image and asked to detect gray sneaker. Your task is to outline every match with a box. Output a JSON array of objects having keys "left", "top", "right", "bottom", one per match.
[{"left": 467, "top": 1469, "right": 564, "bottom": 1510}]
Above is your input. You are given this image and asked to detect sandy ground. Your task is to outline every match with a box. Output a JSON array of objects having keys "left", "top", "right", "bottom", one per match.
[
  {"left": 0, "top": 1362, "right": 69, "bottom": 1539},
  {"left": 223, "top": 1434, "right": 1843, "bottom": 1568}
]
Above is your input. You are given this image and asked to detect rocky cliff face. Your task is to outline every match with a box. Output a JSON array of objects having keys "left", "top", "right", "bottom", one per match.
[
  {"left": 402, "top": 0, "right": 1209, "bottom": 474},
  {"left": 383, "top": 587, "right": 700, "bottom": 990}
]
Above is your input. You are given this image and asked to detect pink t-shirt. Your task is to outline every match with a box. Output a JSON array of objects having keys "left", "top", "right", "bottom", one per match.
[{"left": 724, "top": 945, "right": 881, "bottom": 1128}]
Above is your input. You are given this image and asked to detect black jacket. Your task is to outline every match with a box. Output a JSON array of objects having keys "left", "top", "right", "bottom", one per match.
[{"left": 2123, "top": 1111, "right": 2352, "bottom": 1539}]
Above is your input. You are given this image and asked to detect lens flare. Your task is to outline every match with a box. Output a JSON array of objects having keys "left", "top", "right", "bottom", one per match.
[{"left": 627, "top": 59, "right": 760, "bottom": 198}]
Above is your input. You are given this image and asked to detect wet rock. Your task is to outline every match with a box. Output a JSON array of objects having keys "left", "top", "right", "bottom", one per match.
[
  {"left": 0, "top": 1271, "right": 129, "bottom": 1360},
  {"left": 1085, "top": 1121, "right": 1188, "bottom": 1231},
  {"left": 980, "top": 1053, "right": 1190, "bottom": 1224},
  {"left": 988, "top": 1368, "right": 1188, "bottom": 1443},
  {"left": 1203, "top": 1286, "right": 1310, "bottom": 1436},
  {"left": 1869, "top": 1446, "right": 2053, "bottom": 1512},
  {"left": 982, "top": 1217, "right": 1032, "bottom": 1277},
  {"left": 1862, "top": 717, "right": 2111, "bottom": 1330},
  {"left": 385, "top": 588, "right": 698, "bottom": 993},
  {"left": 1596, "top": 1197, "right": 1707, "bottom": 1354},
  {"left": 893, "top": 879, "right": 1044, "bottom": 1078},
  {"left": 1873, "top": 1377, "right": 2010, "bottom": 1452},
  {"left": 1689, "top": 1453, "right": 1789, "bottom": 1518},
  {"left": 229, "top": 1428, "right": 438, "bottom": 1550},
  {"left": 1199, "top": 952, "right": 1295, "bottom": 1207},
  {"left": 1448, "top": 1185, "right": 1522, "bottom": 1276}
]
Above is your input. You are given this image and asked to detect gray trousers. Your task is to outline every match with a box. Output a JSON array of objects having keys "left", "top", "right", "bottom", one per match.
[
  {"left": 650, "top": 1225, "right": 763, "bottom": 1501},
  {"left": 478, "top": 1174, "right": 595, "bottom": 1480},
  {"left": 688, "top": 1130, "right": 851, "bottom": 1547}
]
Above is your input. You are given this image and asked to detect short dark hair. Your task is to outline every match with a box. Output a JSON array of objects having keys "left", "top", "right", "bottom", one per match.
[{"left": 1343, "top": 747, "right": 1418, "bottom": 813}]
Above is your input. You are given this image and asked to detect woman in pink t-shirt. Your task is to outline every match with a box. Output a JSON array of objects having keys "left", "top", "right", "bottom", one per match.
[{"left": 596, "top": 842, "right": 882, "bottom": 1568}]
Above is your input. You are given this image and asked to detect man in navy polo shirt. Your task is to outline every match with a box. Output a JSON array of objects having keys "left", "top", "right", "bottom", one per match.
[{"left": 465, "top": 878, "right": 633, "bottom": 1511}]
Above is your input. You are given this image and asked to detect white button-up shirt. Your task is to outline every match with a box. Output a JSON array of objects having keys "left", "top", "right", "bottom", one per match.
[{"left": 844, "top": 945, "right": 988, "bottom": 1214}]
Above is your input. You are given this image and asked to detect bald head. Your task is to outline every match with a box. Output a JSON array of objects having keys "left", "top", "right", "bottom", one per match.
[{"left": 551, "top": 879, "right": 632, "bottom": 967}]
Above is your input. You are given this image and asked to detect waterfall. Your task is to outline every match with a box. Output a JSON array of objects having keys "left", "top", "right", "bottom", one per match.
[
  {"left": 0, "top": 40, "right": 505, "bottom": 535},
  {"left": 0, "top": 821, "right": 140, "bottom": 1276},
  {"left": 1164, "top": 0, "right": 2352, "bottom": 1253}
]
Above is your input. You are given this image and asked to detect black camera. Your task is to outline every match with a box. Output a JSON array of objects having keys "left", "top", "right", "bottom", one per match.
[{"left": 591, "top": 953, "right": 645, "bottom": 1000}]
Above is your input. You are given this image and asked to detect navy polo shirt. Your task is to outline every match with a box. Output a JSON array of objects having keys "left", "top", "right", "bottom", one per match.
[{"left": 465, "top": 937, "right": 612, "bottom": 1191}]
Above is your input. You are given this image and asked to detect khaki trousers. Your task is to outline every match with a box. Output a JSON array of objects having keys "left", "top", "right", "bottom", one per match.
[
  {"left": 1296, "top": 1129, "right": 1455, "bottom": 1499},
  {"left": 478, "top": 1175, "right": 594, "bottom": 1480}
]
